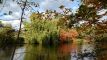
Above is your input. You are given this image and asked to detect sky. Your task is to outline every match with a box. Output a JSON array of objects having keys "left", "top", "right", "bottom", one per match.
[
  {"left": 0, "top": 0, "right": 81, "bottom": 20},
  {"left": 0, "top": 0, "right": 107, "bottom": 29},
  {"left": 0, "top": 0, "right": 81, "bottom": 29}
]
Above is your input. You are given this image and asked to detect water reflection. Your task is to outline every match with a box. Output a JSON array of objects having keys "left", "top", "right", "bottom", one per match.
[
  {"left": 0, "top": 45, "right": 14, "bottom": 60},
  {"left": 23, "top": 41, "right": 96, "bottom": 60},
  {"left": 0, "top": 40, "right": 107, "bottom": 60},
  {"left": 13, "top": 46, "right": 25, "bottom": 60},
  {"left": 70, "top": 42, "right": 96, "bottom": 60},
  {"left": 95, "top": 43, "right": 107, "bottom": 60}
]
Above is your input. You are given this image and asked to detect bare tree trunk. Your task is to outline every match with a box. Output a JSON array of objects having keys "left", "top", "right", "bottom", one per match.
[
  {"left": 17, "top": 1, "right": 26, "bottom": 41},
  {"left": 11, "top": 0, "right": 27, "bottom": 60}
]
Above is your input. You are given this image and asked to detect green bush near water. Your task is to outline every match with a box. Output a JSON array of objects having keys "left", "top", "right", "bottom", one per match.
[
  {"left": 42, "top": 31, "right": 60, "bottom": 45},
  {"left": 24, "top": 13, "right": 60, "bottom": 45},
  {"left": 0, "top": 25, "right": 16, "bottom": 45},
  {"left": 0, "top": 24, "right": 25, "bottom": 45}
]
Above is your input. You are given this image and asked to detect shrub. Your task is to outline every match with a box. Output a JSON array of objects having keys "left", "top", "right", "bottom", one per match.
[
  {"left": 16, "top": 37, "right": 25, "bottom": 44},
  {"left": 0, "top": 26, "right": 16, "bottom": 45},
  {"left": 42, "top": 30, "right": 60, "bottom": 45},
  {"left": 59, "top": 29, "right": 78, "bottom": 43},
  {"left": 24, "top": 13, "right": 60, "bottom": 44}
]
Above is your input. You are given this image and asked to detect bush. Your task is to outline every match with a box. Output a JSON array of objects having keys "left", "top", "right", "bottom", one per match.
[
  {"left": 42, "top": 31, "right": 60, "bottom": 45},
  {"left": 16, "top": 37, "right": 25, "bottom": 44},
  {"left": 59, "top": 29, "right": 78, "bottom": 43},
  {"left": 24, "top": 13, "right": 60, "bottom": 44},
  {"left": 0, "top": 26, "right": 16, "bottom": 45}
]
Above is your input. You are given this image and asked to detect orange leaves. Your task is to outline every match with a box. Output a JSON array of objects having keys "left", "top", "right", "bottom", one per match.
[
  {"left": 59, "top": 29, "right": 67, "bottom": 41},
  {"left": 59, "top": 29, "right": 78, "bottom": 42},
  {"left": 69, "top": 29, "right": 78, "bottom": 38}
]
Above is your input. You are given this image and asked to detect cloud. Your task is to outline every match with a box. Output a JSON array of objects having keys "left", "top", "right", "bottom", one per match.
[
  {"left": 11, "top": 20, "right": 24, "bottom": 30},
  {"left": 13, "top": 12, "right": 21, "bottom": 18},
  {"left": 38, "top": 0, "right": 80, "bottom": 13},
  {"left": 1, "top": 20, "right": 24, "bottom": 30},
  {"left": 97, "top": 9, "right": 107, "bottom": 15},
  {"left": 99, "top": 16, "right": 107, "bottom": 21},
  {"left": 2, "top": 0, "right": 21, "bottom": 13},
  {"left": 0, "top": 0, "right": 81, "bottom": 29},
  {"left": 0, "top": 15, "right": 16, "bottom": 20},
  {"left": 0, "top": 0, "right": 21, "bottom": 20},
  {"left": 0, "top": 0, "right": 80, "bottom": 20}
]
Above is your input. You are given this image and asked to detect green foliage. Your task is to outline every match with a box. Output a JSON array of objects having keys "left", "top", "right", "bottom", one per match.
[
  {"left": 57, "top": 15, "right": 75, "bottom": 28},
  {"left": 76, "top": 5, "right": 97, "bottom": 20},
  {"left": 0, "top": 25, "right": 16, "bottom": 45},
  {"left": 16, "top": 37, "right": 25, "bottom": 44},
  {"left": 42, "top": 31, "right": 60, "bottom": 45},
  {"left": 24, "top": 13, "right": 60, "bottom": 44},
  {"left": 57, "top": 17, "right": 67, "bottom": 28},
  {"left": 23, "top": 1, "right": 107, "bottom": 45}
]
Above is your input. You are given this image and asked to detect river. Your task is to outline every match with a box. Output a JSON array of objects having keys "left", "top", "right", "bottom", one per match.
[{"left": 0, "top": 39, "right": 107, "bottom": 60}]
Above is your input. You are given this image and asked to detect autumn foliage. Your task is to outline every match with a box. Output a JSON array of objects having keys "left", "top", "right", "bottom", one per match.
[{"left": 59, "top": 29, "right": 78, "bottom": 42}]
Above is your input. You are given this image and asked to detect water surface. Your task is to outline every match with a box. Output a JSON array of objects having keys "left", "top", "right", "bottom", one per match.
[{"left": 0, "top": 40, "right": 107, "bottom": 60}]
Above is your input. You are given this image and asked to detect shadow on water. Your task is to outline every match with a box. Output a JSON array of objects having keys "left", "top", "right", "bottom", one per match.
[
  {"left": 0, "top": 40, "right": 107, "bottom": 60},
  {"left": 0, "top": 44, "right": 24, "bottom": 60},
  {"left": 95, "top": 43, "right": 107, "bottom": 60}
]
